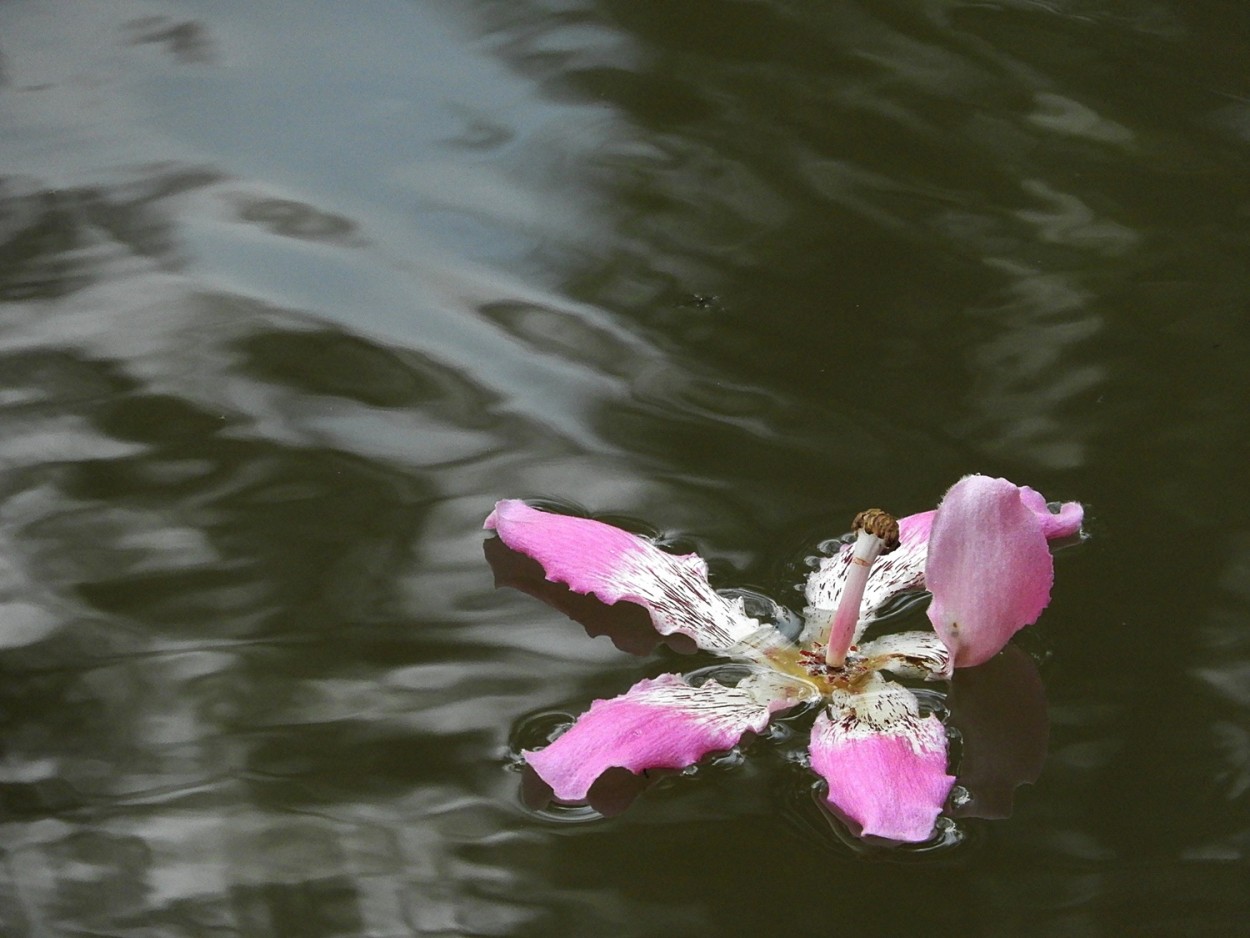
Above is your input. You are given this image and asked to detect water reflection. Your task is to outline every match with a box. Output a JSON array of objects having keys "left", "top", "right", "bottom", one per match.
[
  {"left": 948, "top": 645, "right": 1049, "bottom": 821},
  {"left": 1188, "top": 530, "right": 1250, "bottom": 862},
  {"left": 468, "top": 0, "right": 1131, "bottom": 489},
  {"left": 125, "top": 15, "right": 216, "bottom": 66},
  {"left": 2, "top": 0, "right": 1250, "bottom": 933},
  {"left": 0, "top": 150, "right": 535, "bottom": 930}
]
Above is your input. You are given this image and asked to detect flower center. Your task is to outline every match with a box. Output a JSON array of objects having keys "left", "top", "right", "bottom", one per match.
[
  {"left": 797, "top": 647, "right": 877, "bottom": 694},
  {"left": 754, "top": 642, "right": 876, "bottom": 696}
]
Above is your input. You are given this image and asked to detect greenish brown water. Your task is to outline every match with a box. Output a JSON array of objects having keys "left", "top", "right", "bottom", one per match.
[{"left": 1, "top": 1, "right": 1249, "bottom": 935}]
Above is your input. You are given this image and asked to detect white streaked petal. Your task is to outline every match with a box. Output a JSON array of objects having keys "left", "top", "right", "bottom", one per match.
[
  {"left": 858, "top": 631, "right": 951, "bottom": 680},
  {"left": 524, "top": 673, "right": 791, "bottom": 801},
  {"left": 487, "top": 500, "right": 761, "bottom": 654}
]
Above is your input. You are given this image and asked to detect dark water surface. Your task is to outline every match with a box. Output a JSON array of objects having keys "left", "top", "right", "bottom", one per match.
[{"left": 2, "top": 1, "right": 1249, "bottom": 934}]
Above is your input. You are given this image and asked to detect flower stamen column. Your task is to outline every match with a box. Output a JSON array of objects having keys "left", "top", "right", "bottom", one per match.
[{"left": 825, "top": 509, "right": 900, "bottom": 668}]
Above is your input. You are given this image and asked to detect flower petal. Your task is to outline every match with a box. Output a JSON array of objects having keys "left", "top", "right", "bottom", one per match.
[
  {"left": 486, "top": 500, "right": 759, "bottom": 654},
  {"left": 803, "top": 510, "right": 932, "bottom": 643},
  {"left": 809, "top": 676, "right": 955, "bottom": 842},
  {"left": 924, "top": 476, "right": 1055, "bottom": 668},
  {"left": 524, "top": 672, "right": 787, "bottom": 801},
  {"left": 1017, "top": 486, "right": 1085, "bottom": 540},
  {"left": 483, "top": 535, "right": 696, "bottom": 656},
  {"left": 858, "top": 630, "right": 951, "bottom": 680}
]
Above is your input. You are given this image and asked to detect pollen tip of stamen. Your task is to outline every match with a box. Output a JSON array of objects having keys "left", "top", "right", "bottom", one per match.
[{"left": 852, "top": 508, "right": 900, "bottom": 552}]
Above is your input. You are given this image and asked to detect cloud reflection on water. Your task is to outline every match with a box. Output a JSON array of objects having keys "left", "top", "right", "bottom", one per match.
[{"left": 0, "top": 100, "right": 788, "bottom": 938}]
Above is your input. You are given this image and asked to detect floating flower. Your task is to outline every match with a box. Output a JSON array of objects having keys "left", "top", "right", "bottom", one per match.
[{"left": 485, "top": 475, "right": 1083, "bottom": 843}]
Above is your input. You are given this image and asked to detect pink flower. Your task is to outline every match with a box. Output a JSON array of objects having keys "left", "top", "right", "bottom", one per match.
[{"left": 485, "top": 475, "right": 1082, "bottom": 843}]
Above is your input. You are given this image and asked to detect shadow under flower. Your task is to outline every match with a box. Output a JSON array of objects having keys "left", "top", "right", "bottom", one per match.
[
  {"left": 520, "top": 763, "right": 665, "bottom": 819},
  {"left": 947, "top": 643, "right": 1049, "bottom": 821},
  {"left": 484, "top": 535, "right": 698, "bottom": 657}
]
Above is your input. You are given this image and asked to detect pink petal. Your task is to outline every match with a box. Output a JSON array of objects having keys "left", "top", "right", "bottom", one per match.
[
  {"left": 810, "top": 677, "right": 955, "bottom": 842},
  {"left": 524, "top": 673, "right": 782, "bottom": 801},
  {"left": 485, "top": 500, "right": 759, "bottom": 654},
  {"left": 1017, "top": 486, "right": 1085, "bottom": 540},
  {"left": 483, "top": 536, "right": 697, "bottom": 656},
  {"left": 924, "top": 475, "right": 1055, "bottom": 668},
  {"left": 899, "top": 509, "right": 937, "bottom": 545}
]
